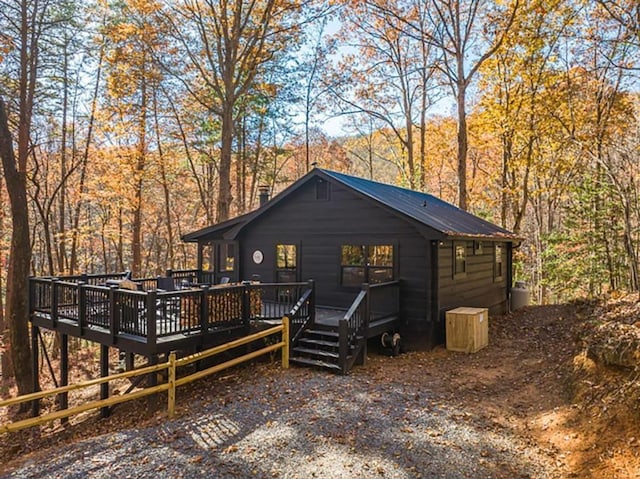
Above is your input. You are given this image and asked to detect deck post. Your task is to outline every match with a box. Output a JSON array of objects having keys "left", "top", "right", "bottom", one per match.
[
  {"left": 147, "top": 290, "right": 157, "bottom": 346},
  {"left": 59, "top": 333, "right": 69, "bottom": 425},
  {"left": 51, "top": 278, "right": 59, "bottom": 328},
  {"left": 78, "top": 282, "right": 87, "bottom": 336},
  {"left": 338, "top": 319, "right": 349, "bottom": 375},
  {"left": 125, "top": 352, "right": 135, "bottom": 371},
  {"left": 100, "top": 344, "right": 110, "bottom": 418},
  {"left": 200, "top": 286, "right": 209, "bottom": 334},
  {"left": 241, "top": 281, "right": 251, "bottom": 329},
  {"left": 282, "top": 316, "right": 290, "bottom": 369},
  {"left": 31, "top": 324, "right": 40, "bottom": 417},
  {"left": 308, "top": 279, "right": 316, "bottom": 327},
  {"left": 108, "top": 286, "right": 117, "bottom": 343},
  {"left": 147, "top": 354, "right": 159, "bottom": 411}
]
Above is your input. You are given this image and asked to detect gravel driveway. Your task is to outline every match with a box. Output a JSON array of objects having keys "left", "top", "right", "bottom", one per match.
[{"left": 1, "top": 357, "right": 562, "bottom": 479}]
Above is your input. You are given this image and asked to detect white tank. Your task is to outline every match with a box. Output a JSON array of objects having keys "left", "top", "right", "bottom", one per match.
[{"left": 511, "top": 281, "right": 530, "bottom": 311}]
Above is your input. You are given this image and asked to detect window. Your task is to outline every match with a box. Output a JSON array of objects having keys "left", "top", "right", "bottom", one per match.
[
  {"left": 276, "top": 244, "right": 296, "bottom": 269},
  {"left": 341, "top": 244, "right": 394, "bottom": 286},
  {"left": 201, "top": 243, "right": 215, "bottom": 271},
  {"left": 341, "top": 245, "right": 366, "bottom": 287},
  {"left": 316, "top": 179, "right": 330, "bottom": 200},
  {"left": 368, "top": 245, "right": 393, "bottom": 283},
  {"left": 276, "top": 244, "right": 297, "bottom": 282},
  {"left": 220, "top": 243, "right": 235, "bottom": 272},
  {"left": 494, "top": 243, "right": 504, "bottom": 281},
  {"left": 454, "top": 242, "right": 466, "bottom": 278}
]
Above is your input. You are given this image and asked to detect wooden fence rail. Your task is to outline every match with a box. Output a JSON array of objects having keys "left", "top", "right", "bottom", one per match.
[{"left": 0, "top": 318, "right": 289, "bottom": 434}]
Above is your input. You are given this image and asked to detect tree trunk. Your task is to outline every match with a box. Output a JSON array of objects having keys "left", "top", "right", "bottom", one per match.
[
  {"left": 0, "top": 186, "right": 9, "bottom": 379},
  {"left": 0, "top": 97, "right": 34, "bottom": 398},
  {"left": 456, "top": 81, "right": 468, "bottom": 211},
  {"left": 217, "top": 105, "right": 234, "bottom": 222},
  {"left": 132, "top": 71, "right": 148, "bottom": 277}
]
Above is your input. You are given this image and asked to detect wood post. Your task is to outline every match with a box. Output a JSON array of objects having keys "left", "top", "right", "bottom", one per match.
[
  {"left": 338, "top": 319, "right": 348, "bottom": 375},
  {"left": 31, "top": 324, "right": 40, "bottom": 417},
  {"left": 125, "top": 352, "right": 134, "bottom": 371},
  {"left": 147, "top": 354, "right": 158, "bottom": 411},
  {"left": 100, "top": 344, "right": 109, "bottom": 418},
  {"left": 282, "top": 316, "right": 289, "bottom": 369},
  {"left": 167, "top": 351, "right": 176, "bottom": 419},
  {"left": 51, "top": 279, "right": 59, "bottom": 328},
  {"left": 308, "top": 279, "right": 316, "bottom": 328},
  {"left": 78, "top": 282, "right": 86, "bottom": 337},
  {"left": 59, "top": 333, "right": 69, "bottom": 425},
  {"left": 200, "top": 286, "right": 209, "bottom": 335},
  {"left": 108, "top": 286, "right": 117, "bottom": 343},
  {"left": 147, "top": 290, "right": 157, "bottom": 346}
]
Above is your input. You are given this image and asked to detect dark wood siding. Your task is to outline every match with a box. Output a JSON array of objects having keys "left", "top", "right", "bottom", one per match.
[
  {"left": 236, "top": 180, "right": 431, "bottom": 334},
  {"left": 438, "top": 240, "right": 508, "bottom": 319}
]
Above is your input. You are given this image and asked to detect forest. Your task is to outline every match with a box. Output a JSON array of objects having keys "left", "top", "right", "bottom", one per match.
[{"left": 0, "top": 0, "right": 638, "bottom": 391}]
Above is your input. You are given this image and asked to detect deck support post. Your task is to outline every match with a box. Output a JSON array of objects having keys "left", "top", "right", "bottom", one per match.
[
  {"left": 125, "top": 352, "right": 134, "bottom": 371},
  {"left": 100, "top": 344, "right": 110, "bottom": 418},
  {"left": 147, "top": 354, "right": 159, "bottom": 410},
  {"left": 31, "top": 324, "right": 40, "bottom": 417},
  {"left": 338, "top": 319, "right": 348, "bottom": 375},
  {"left": 59, "top": 333, "right": 69, "bottom": 424}
]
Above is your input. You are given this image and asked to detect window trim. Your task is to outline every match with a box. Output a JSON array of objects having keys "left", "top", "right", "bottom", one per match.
[{"left": 453, "top": 241, "right": 467, "bottom": 279}]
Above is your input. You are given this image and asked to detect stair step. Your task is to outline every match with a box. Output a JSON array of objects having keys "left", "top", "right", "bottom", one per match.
[
  {"left": 292, "top": 347, "right": 339, "bottom": 359},
  {"left": 298, "top": 338, "right": 339, "bottom": 348},
  {"left": 305, "top": 329, "right": 339, "bottom": 338},
  {"left": 290, "top": 356, "right": 342, "bottom": 371}
]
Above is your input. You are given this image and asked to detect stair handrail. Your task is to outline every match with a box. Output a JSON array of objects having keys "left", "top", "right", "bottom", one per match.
[
  {"left": 287, "top": 280, "right": 316, "bottom": 345},
  {"left": 338, "top": 284, "right": 370, "bottom": 374}
]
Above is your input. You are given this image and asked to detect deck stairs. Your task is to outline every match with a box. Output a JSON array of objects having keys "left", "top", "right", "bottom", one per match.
[{"left": 290, "top": 323, "right": 364, "bottom": 374}]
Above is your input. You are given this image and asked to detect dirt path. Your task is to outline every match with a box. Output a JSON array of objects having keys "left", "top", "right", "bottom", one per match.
[{"left": 1, "top": 304, "right": 639, "bottom": 478}]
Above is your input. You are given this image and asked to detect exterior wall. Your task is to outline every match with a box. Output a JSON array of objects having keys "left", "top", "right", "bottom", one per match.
[
  {"left": 235, "top": 179, "right": 435, "bottom": 342},
  {"left": 437, "top": 239, "right": 509, "bottom": 325}
]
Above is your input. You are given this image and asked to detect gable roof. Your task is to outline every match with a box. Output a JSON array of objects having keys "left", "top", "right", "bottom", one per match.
[
  {"left": 182, "top": 168, "right": 519, "bottom": 242},
  {"left": 320, "top": 169, "right": 517, "bottom": 239}
]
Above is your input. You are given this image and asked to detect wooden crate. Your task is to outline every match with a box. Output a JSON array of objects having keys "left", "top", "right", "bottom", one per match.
[{"left": 445, "top": 307, "right": 489, "bottom": 353}]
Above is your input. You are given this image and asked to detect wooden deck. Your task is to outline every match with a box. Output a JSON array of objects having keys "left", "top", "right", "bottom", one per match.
[
  {"left": 30, "top": 273, "right": 315, "bottom": 356},
  {"left": 29, "top": 271, "right": 402, "bottom": 375}
]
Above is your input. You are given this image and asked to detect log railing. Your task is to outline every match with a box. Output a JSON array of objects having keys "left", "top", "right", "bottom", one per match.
[{"left": 0, "top": 319, "right": 290, "bottom": 434}]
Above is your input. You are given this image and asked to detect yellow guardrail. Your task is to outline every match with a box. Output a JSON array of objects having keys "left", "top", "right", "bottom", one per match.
[{"left": 0, "top": 317, "right": 289, "bottom": 433}]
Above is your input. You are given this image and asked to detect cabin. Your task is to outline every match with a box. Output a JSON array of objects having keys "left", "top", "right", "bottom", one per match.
[
  {"left": 183, "top": 168, "right": 520, "bottom": 354},
  {"left": 28, "top": 168, "right": 518, "bottom": 387}
]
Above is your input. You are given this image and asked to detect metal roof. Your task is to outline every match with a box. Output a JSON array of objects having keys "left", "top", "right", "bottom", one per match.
[
  {"left": 182, "top": 168, "right": 518, "bottom": 242},
  {"left": 320, "top": 169, "right": 518, "bottom": 240}
]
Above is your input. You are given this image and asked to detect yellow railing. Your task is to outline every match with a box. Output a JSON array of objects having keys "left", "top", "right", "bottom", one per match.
[{"left": 0, "top": 317, "right": 289, "bottom": 434}]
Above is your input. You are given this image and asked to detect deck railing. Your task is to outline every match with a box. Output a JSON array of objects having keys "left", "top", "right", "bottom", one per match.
[
  {"left": 338, "top": 280, "right": 401, "bottom": 373},
  {"left": 29, "top": 271, "right": 315, "bottom": 352}
]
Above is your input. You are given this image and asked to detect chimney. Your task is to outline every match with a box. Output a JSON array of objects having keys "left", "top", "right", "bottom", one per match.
[{"left": 258, "top": 185, "right": 270, "bottom": 207}]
